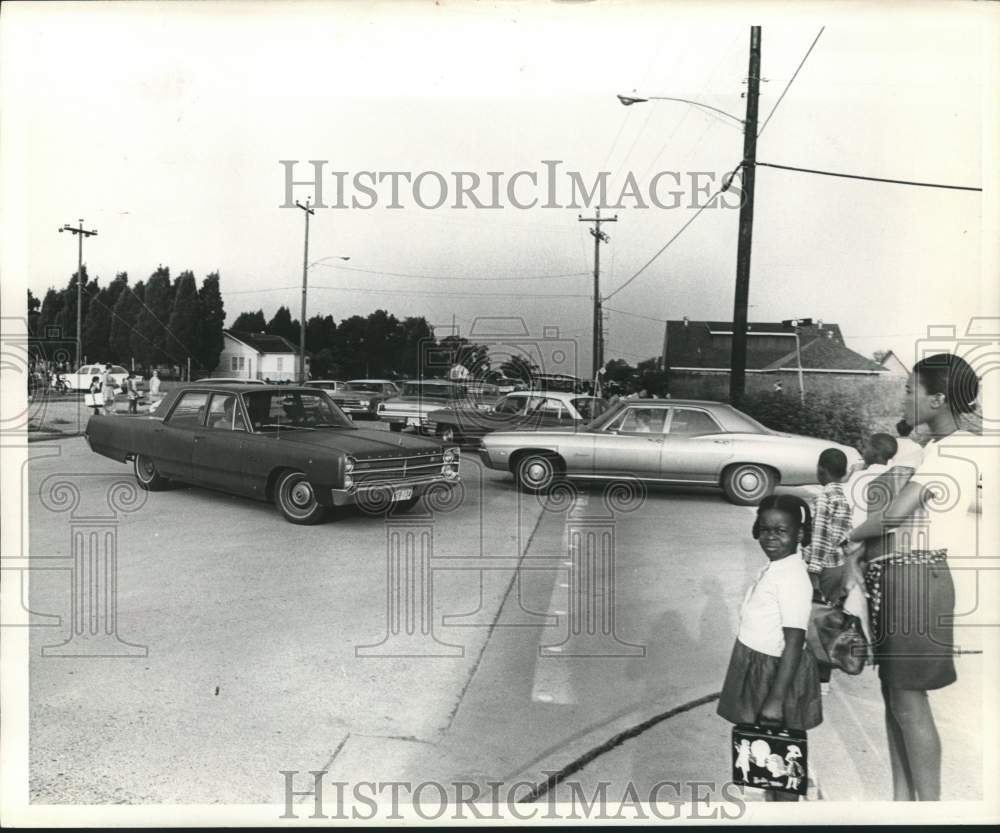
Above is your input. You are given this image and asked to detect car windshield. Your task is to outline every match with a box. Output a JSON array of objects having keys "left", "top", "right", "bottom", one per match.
[
  {"left": 243, "top": 390, "right": 353, "bottom": 431},
  {"left": 343, "top": 382, "right": 383, "bottom": 393},
  {"left": 402, "top": 382, "right": 458, "bottom": 399}
]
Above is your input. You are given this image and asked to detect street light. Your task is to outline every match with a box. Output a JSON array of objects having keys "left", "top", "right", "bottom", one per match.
[
  {"left": 59, "top": 219, "right": 98, "bottom": 372},
  {"left": 309, "top": 255, "right": 351, "bottom": 268},
  {"left": 781, "top": 318, "right": 812, "bottom": 405},
  {"left": 616, "top": 92, "right": 745, "bottom": 126}
]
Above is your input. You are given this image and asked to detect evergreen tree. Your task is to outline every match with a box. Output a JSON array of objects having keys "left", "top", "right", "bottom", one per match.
[
  {"left": 197, "top": 272, "right": 226, "bottom": 374},
  {"left": 231, "top": 309, "right": 266, "bottom": 332},
  {"left": 36, "top": 288, "right": 65, "bottom": 339},
  {"left": 81, "top": 281, "right": 113, "bottom": 362},
  {"left": 110, "top": 278, "right": 141, "bottom": 365},
  {"left": 27, "top": 290, "right": 41, "bottom": 336},
  {"left": 54, "top": 266, "right": 93, "bottom": 344},
  {"left": 133, "top": 267, "right": 173, "bottom": 365},
  {"left": 166, "top": 271, "right": 202, "bottom": 371},
  {"left": 119, "top": 281, "right": 147, "bottom": 367},
  {"left": 266, "top": 305, "right": 299, "bottom": 345}
]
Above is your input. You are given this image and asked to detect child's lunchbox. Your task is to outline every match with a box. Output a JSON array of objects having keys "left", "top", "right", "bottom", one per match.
[{"left": 731, "top": 723, "right": 808, "bottom": 796}]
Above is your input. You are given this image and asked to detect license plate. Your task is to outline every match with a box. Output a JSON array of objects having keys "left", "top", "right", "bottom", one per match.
[{"left": 392, "top": 488, "right": 413, "bottom": 501}]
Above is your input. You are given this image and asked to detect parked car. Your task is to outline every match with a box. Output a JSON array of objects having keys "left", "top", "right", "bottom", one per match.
[
  {"left": 427, "top": 390, "right": 609, "bottom": 446},
  {"left": 63, "top": 364, "right": 143, "bottom": 392},
  {"left": 377, "top": 380, "right": 469, "bottom": 432},
  {"left": 479, "top": 398, "right": 862, "bottom": 506},
  {"left": 192, "top": 377, "right": 266, "bottom": 385},
  {"left": 84, "top": 384, "right": 461, "bottom": 524},
  {"left": 305, "top": 379, "right": 347, "bottom": 393},
  {"left": 329, "top": 379, "right": 400, "bottom": 419}
]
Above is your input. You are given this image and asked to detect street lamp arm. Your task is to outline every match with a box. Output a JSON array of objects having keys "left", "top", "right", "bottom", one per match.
[
  {"left": 617, "top": 93, "right": 744, "bottom": 125},
  {"left": 307, "top": 255, "right": 351, "bottom": 268}
]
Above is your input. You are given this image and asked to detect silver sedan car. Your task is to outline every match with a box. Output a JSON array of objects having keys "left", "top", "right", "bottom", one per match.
[{"left": 478, "top": 398, "right": 862, "bottom": 505}]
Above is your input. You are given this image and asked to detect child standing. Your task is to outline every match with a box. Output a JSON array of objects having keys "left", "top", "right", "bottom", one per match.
[{"left": 718, "top": 494, "right": 822, "bottom": 802}]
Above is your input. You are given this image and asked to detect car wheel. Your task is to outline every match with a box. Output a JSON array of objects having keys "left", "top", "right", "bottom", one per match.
[
  {"left": 389, "top": 423, "right": 403, "bottom": 433},
  {"left": 274, "top": 470, "right": 328, "bottom": 525},
  {"left": 515, "top": 452, "right": 562, "bottom": 494},
  {"left": 722, "top": 463, "right": 776, "bottom": 506},
  {"left": 133, "top": 454, "right": 169, "bottom": 491},
  {"left": 436, "top": 424, "right": 457, "bottom": 444}
]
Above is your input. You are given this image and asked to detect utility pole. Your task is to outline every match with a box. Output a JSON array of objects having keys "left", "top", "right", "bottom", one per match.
[
  {"left": 782, "top": 318, "right": 811, "bottom": 405},
  {"left": 578, "top": 207, "right": 617, "bottom": 379},
  {"left": 729, "top": 25, "right": 762, "bottom": 404},
  {"left": 59, "top": 219, "right": 98, "bottom": 371},
  {"left": 295, "top": 198, "right": 314, "bottom": 383}
]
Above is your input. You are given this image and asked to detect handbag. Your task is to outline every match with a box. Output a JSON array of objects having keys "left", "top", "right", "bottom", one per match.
[
  {"left": 807, "top": 597, "right": 867, "bottom": 675},
  {"left": 732, "top": 723, "right": 808, "bottom": 795}
]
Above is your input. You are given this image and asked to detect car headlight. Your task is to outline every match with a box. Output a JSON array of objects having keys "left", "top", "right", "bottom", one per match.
[
  {"left": 442, "top": 466, "right": 459, "bottom": 479},
  {"left": 359, "top": 399, "right": 370, "bottom": 407},
  {"left": 344, "top": 456, "right": 355, "bottom": 473},
  {"left": 343, "top": 474, "right": 354, "bottom": 489},
  {"left": 442, "top": 447, "right": 458, "bottom": 464},
  {"left": 377, "top": 403, "right": 385, "bottom": 412}
]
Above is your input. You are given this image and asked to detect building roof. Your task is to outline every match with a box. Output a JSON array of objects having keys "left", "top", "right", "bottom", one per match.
[
  {"left": 665, "top": 319, "right": 884, "bottom": 373},
  {"left": 225, "top": 330, "right": 300, "bottom": 355}
]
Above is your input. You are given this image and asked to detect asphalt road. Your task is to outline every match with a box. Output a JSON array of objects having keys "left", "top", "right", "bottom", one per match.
[{"left": 25, "top": 431, "right": 985, "bottom": 808}]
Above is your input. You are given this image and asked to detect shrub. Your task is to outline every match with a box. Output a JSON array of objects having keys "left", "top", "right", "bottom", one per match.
[{"left": 736, "top": 391, "right": 868, "bottom": 451}]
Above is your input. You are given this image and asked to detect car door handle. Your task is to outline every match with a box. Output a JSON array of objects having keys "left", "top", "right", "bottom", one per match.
[
  {"left": 712, "top": 439, "right": 731, "bottom": 445},
  {"left": 646, "top": 437, "right": 664, "bottom": 444}
]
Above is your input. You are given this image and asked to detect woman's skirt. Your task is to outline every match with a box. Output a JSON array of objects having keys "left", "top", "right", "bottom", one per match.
[
  {"left": 716, "top": 639, "right": 822, "bottom": 731},
  {"left": 865, "top": 549, "right": 957, "bottom": 691}
]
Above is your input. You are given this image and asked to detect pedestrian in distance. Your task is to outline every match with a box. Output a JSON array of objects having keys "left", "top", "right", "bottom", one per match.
[
  {"left": 88, "top": 376, "right": 102, "bottom": 415},
  {"left": 842, "top": 353, "right": 983, "bottom": 801},
  {"left": 101, "top": 363, "right": 116, "bottom": 415},
  {"left": 126, "top": 372, "right": 139, "bottom": 414},
  {"left": 717, "top": 494, "right": 822, "bottom": 802}
]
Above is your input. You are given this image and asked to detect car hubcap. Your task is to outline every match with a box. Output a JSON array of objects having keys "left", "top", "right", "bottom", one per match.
[
  {"left": 289, "top": 481, "right": 313, "bottom": 508},
  {"left": 738, "top": 469, "right": 762, "bottom": 494},
  {"left": 526, "top": 461, "right": 549, "bottom": 485}
]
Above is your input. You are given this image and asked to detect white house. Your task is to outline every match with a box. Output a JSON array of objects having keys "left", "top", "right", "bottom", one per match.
[
  {"left": 878, "top": 350, "right": 910, "bottom": 378},
  {"left": 214, "top": 331, "right": 309, "bottom": 382}
]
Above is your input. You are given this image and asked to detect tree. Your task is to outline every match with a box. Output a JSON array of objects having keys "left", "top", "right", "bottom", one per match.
[
  {"left": 332, "top": 315, "right": 368, "bottom": 378},
  {"left": 266, "top": 305, "right": 300, "bottom": 345},
  {"left": 36, "top": 288, "right": 65, "bottom": 339},
  {"left": 81, "top": 281, "right": 111, "bottom": 363},
  {"left": 231, "top": 309, "right": 266, "bottom": 332},
  {"left": 197, "top": 272, "right": 226, "bottom": 373},
  {"left": 166, "top": 271, "right": 202, "bottom": 372},
  {"left": 362, "top": 309, "right": 399, "bottom": 377},
  {"left": 27, "top": 290, "right": 41, "bottom": 336},
  {"left": 110, "top": 279, "right": 143, "bottom": 365},
  {"left": 395, "top": 317, "right": 434, "bottom": 378},
  {"left": 133, "top": 267, "right": 173, "bottom": 366},
  {"left": 305, "top": 314, "right": 336, "bottom": 354},
  {"left": 54, "top": 266, "right": 94, "bottom": 345}
]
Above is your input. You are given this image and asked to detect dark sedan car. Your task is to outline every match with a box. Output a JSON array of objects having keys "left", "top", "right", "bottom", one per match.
[
  {"left": 426, "top": 390, "right": 609, "bottom": 445},
  {"left": 85, "top": 384, "right": 460, "bottom": 524}
]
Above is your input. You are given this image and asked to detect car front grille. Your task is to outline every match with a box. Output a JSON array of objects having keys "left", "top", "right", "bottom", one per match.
[{"left": 352, "top": 453, "right": 445, "bottom": 484}]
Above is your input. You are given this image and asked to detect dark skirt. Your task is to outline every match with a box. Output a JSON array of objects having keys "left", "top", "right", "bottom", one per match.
[
  {"left": 717, "top": 639, "right": 822, "bottom": 731},
  {"left": 866, "top": 551, "right": 957, "bottom": 691}
]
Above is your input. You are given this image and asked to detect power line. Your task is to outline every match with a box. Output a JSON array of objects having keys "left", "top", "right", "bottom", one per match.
[
  {"left": 309, "top": 285, "right": 591, "bottom": 299},
  {"left": 605, "top": 306, "right": 667, "bottom": 324},
  {"left": 755, "top": 161, "right": 982, "bottom": 192},
  {"left": 604, "top": 175, "right": 732, "bottom": 301},
  {"left": 757, "top": 26, "right": 825, "bottom": 138},
  {"left": 310, "top": 262, "right": 590, "bottom": 282}
]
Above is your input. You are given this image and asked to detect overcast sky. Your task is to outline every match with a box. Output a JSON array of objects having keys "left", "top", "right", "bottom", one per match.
[{"left": 2, "top": 0, "right": 993, "bottom": 375}]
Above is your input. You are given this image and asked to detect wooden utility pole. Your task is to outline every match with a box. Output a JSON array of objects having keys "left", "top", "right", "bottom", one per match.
[
  {"left": 578, "top": 207, "right": 618, "bottom": 379},
  {"left": 59, "top": 219, "right": 98, "bottom": 371},
  {"left": 729, "top": 25, "right": 762, "bottom": 403},
  {"left": 295, "top": 198, "right": 314, "bottom": 382}
]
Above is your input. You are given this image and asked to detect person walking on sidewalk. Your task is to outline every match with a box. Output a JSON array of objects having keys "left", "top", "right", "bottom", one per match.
[
  {"left": 717, "top": 494, "right": 822, "bottom": 802},
  {"left": 842, "top": 353, "right": 981, "bottom": 801},
  {"left": 101, "top": 363, "right": 116, "bottom": 415},
  {"left": 126, "top": 372, "right": 140, "bottom": 414}
]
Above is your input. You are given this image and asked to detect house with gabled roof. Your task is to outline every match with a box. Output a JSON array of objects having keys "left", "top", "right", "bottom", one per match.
[
  {"left": 212, "top": 330, "right": 309, "bottom": 382},
  {"left": 663, "top": 318, "right": 892, "bottom": 401}
]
